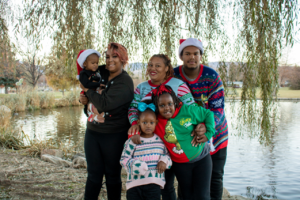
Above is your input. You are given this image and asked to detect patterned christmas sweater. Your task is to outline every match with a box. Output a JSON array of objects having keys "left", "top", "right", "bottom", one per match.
[
  {"left": 128, "top": 77, "right": 196, "bottom": 126},
  {"left": 120, "top": 134, "right": 172, "bottom": 190},
  {"left": 155, "top": 103, "right": 215, "bottom": 163},
  {"left": 174, "top": 65, "right": 228, "bottom": 155}
]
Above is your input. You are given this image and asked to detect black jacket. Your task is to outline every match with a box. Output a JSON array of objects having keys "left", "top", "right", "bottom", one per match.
[
  {"left": 85, "top": 65, "right": 134, "bottom": 133},
  {"left": 79, "top": 66, "right": 104, "bottom": 89}
]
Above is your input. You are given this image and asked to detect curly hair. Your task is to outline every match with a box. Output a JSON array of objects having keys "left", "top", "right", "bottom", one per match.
[
  {"left": 151, "top": 84, "right": 182, "bottom": 111},
  {"left": 149, "top": 54, "right": 174, "bottom": 79},
  {"left": 107, "top": 43, "right": 129, "bottom": 66}
]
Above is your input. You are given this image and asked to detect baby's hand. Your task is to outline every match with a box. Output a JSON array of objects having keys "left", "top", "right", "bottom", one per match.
[{"left": 157, "top": 161, "right": 167, "bottom": 174}]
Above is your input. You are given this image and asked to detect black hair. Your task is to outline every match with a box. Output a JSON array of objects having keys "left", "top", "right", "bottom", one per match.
[
  {"left": 149, "top": 54, "right": 174, "bottom": 79},
  {"left": 137, "top": 100, "right": 157, "bottom": 119},
  {"left": 151, "top": 85, "right": 182, "bottom": 110}
]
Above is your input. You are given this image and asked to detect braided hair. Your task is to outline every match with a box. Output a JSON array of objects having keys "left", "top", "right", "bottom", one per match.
[
  {"left": 149, "top": 54, "right": 174, "bottom": 79},
  {"left": 151, "top": 84, "right": 182, "bottom": 111}
]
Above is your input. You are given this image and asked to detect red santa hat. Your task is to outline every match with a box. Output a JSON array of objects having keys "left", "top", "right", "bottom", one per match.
[
  {"left": 178, "top": 38, "right": 204, "bottom": 59},
  {"left": 76, "top": 49, "right": 101, "bottom": 79}
]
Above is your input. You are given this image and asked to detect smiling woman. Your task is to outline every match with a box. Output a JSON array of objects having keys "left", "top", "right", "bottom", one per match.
[{"left": 79, "top": 43, "right": 134, "bottom": 200}]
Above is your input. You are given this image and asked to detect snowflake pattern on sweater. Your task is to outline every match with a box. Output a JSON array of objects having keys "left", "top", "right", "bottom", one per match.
[
  {"left": 120, "top": 134, "right": 172, "bottom": 190},
  {"left": 174, "top": 65, "right": 228, "bottom": 154}
]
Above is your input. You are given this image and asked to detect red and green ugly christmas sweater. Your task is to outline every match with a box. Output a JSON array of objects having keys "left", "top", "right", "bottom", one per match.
[
  {"left": 174, "top": 65, "right": 228, "bottom": 155},
  {"left": 155, "top": 103, "right": 216, "bottom": 163}
]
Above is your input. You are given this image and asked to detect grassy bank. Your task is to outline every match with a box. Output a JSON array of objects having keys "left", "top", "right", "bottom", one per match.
[
  {"left": 0, "top": 127, "right": 84, "bottom": 159},
  {"left": 227, "top": 87, "right": 300, "bottom": 99},
  {"left": 0, "top": 89, "right": 82, "bottom": 112}
]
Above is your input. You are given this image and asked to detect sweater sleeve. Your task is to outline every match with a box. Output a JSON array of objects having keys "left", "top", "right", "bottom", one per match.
[
  {"left": 128, "top": 85, "right": 141, "bottom": 126},
  {"left": 177, "top": 83, "right": 197, "bottom": 106},
  {"left": 207, "top": 74, "right": 225, "bottom": 137},
  {"left": 85, "top": 75, "right": 133, "bottom": 113},
  {"left": 120, "top": 139, "right": 148, "bottom": 175},
  {"left": 158, "top": 145, "right": 172, "bottom": 169},
  {"left": 80, "top": 72, "right": 101, "bottom": 89},
  {"left": 191, "top": 105, "right": 216, "bottom": 141}
]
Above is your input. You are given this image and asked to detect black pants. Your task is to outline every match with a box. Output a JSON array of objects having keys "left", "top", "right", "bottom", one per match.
[
  {"left": 161, "top": 166, "right": 176, "bottom": 200},
  {"left": 210, "top": 147, "right": 227, "bottom": 200},
  {"left": 84, "top": 128, "right": 128, "bottom": 200},
  {"left": 127, "top": 184, "right": 161, "bottom": 200},
  {"left": 173, "top": 154, "right": 212, "bottom": 200}
]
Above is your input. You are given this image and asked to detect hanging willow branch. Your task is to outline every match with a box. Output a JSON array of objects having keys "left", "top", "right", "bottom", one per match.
[{"left": 15, "top": 0, "right": 299, "bottom": 144}]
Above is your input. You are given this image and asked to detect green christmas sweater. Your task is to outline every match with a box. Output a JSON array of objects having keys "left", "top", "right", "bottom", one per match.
[{"left": 155, "top": 103, "right": 216, "bottom": 163}]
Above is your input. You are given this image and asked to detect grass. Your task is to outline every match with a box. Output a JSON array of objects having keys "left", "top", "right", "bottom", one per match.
[
  {"left": 0, "top": 124, "right": 84, "bottom": 159},
  {"left": 0, "top": 89, "right": 82, "bottom": 112},
  {"left": 227, "top": 87, "right": 300, "bottom": 99},
  {"left": 276, "top": 87, "right": 300, "bottom": 98}
]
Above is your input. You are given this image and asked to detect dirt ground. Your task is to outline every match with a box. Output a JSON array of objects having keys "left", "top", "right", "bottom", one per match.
[
  {"left": 0, "top": 149, "right": 244, "bottom": 200},
  {"left": 0, "top": 149, "right": 129, "bottom": 200}
]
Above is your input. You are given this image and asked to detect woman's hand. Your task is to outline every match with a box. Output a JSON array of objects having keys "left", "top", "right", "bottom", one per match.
[
  {"left": 96, "top": 84, "right": 106, "bottom": 94},
  {"left": 130, "top": 134, "right": 142, "bottom": 145},
  {"left": 157, "top": 161, "right": 167, "bottom": 174},
  {"left": 128, "top": 124, "right": 141, "bottom": 144},
  {"left": 128, "top": 124, "right": 140, "bottom": 136},
  {"left": 79, "top": 94, "right": 89, "bottom": 105},
  {"left": 191, "top": 123, "right": 207, "bottom": 146}
]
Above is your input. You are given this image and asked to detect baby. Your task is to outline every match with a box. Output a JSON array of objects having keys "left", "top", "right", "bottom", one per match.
[
  {"left": 76, "top": 49, "right": 106, "bottom": 123},
  {"left": 76, "top": 49, "right": 103, "bottom": 93}
]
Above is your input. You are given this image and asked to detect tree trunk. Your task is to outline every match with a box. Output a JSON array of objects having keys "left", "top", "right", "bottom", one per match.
[{"left": 5, "top": 86, "right": 8, "bottom": 94}]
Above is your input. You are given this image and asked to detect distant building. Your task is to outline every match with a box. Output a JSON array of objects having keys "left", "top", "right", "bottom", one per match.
[{"left": 0, "top": 86, "right": 4, "bottom": 94}]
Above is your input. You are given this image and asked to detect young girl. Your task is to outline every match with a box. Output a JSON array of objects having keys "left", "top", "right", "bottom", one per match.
[
  {"left": 120, "top": 101, "right": 172, "bottom": 200},
  {"left": 151, "top": 84, "right": 216, "bottom": 200}
]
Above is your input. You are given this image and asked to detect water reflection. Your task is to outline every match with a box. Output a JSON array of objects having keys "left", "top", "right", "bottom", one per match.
[
  {"left": 12, "top": 102, "right": 300, "bottom": 199},
  {"left": 225, "top": 101, "right": 300, "bottom": 200},
  {"left": 13, "top": 106, "right": 87, "bottom": 146}
]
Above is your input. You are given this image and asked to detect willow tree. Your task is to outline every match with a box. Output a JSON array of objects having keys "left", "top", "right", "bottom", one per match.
[
  {"left": 17, "top": 0, "right": 299, "bottom": 144},
  {"left": 0, "top": 0, "right": 20, "bottom": 94}
]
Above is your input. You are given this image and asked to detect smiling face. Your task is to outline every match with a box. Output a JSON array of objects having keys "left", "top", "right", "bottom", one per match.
[
  {"left": 180, "top": 46, "right": 202, "bottom": 70},
  {"left": 105, "top": 48, "right": 123, "bottom": 74},
  {"left": 157, "top": 93, "right": 175, "bottom": 119},
  {"left": 147, "top": 57, "right": 169, "bottom": 85},
  {"left": 138, "top": 111, "right": 157, "bottom": 138},
  {"left": 83, "top": 54, "right": 99, "bottom": 72}
]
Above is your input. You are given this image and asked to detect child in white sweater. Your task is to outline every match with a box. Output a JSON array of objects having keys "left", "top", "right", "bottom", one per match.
[{"left": 120, "top": 102, "right": 172, "bottom": 200}]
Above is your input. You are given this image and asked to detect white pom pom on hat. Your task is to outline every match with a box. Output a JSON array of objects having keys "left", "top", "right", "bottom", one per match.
[
  {"left": 76, "top": 49, "right": 101, "bottom": 80},
  {"left": 178, "top": 38, "right": 204, "bottom": 59}
]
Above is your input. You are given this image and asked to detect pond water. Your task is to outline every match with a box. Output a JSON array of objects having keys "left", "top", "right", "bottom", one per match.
[{"left": 12, "top": 102, "right": 300, "bottom": 199}]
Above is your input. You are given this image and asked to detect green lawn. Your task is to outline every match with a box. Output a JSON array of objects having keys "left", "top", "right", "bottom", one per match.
[{"left": 227, "top": 87, "right": 300, "bottom": 98}]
